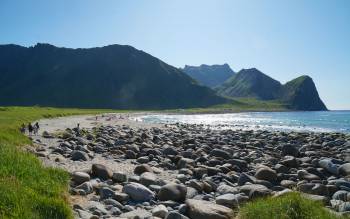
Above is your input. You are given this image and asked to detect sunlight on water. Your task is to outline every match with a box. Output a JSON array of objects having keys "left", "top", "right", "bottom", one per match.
[{"left": 135, "top": 111, "right": 350, "bottom": 133}]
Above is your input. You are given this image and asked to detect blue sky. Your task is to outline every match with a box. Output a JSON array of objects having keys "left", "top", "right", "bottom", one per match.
[{"left": 1, "top": 0, "right": 349, "bottom": 109}]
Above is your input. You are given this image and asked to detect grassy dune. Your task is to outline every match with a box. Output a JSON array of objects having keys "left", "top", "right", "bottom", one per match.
[
  {"left": 0, "top": 107, "right": 116, "bottom": 219},
  {"left": 237, "top": 192, "right": 347, "bottom": 219}
]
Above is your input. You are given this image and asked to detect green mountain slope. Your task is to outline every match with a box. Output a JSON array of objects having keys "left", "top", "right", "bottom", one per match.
[
  {"left": 216, "top": 68, "right": 327, "bottom": 111},
  {"left": 216, "top": 68, "right": 282, "bottom": 100},
  {"left": 281, "top": 75, "right": 327, "bottom": 111},
  {"left": 0, "top": 43, "right": 226, "bottom": 109},
  {"left": 181, "top": 64, "right": 235, "bottom": 88}
]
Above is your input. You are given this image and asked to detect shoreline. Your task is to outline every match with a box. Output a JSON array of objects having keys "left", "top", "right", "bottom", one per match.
[{"left": 134, "top": 111, "right": 350, "bottom": 135}]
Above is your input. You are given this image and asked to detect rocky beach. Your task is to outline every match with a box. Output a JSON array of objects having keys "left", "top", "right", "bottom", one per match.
[{"left": 28, "top": 113, "right": 350, "bottom": 219}]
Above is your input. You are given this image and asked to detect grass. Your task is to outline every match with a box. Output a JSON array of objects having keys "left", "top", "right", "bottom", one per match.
[
  {"left": 236, "top": 192, "right": 346, "bottom": 219},
  {"left": 0, "top": 106, "right": 119, "bottom": 219},
  {"left": 167, "top": 97, "right": 289, "bottom": 114}
]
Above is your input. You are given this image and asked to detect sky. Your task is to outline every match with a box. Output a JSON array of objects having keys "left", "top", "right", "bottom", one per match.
[{"left": 0, "top": 0, "right": 349, "bottom": 109}]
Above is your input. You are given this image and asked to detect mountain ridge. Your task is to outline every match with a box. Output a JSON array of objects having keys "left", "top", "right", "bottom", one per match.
[
  {"left": 216, "top": 68, "right": 327, "bottom": 111},
  {"left": 181, "top": 64, "right": 235, "bottom": 88},
  {"left": 0, "top": 43, "right": 226, "bottom": 109}
]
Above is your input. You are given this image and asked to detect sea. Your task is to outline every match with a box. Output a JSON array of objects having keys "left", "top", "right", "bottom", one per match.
[{"left": 135, "top": 111, "right": 350, "bottom": 133}]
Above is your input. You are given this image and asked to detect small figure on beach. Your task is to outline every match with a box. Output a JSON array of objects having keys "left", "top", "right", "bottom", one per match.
[
  {"left": 20, "top": 123, "right": 26, "bottom": 134},
  {"left": 28, "top": 123, "right": 33, "bottom": 135},
  {"left": 33, "top": 122, "right": 40, "bottom": 135},
  {"left": 76, "top": 123, "right": 81, "bottom": 135}
]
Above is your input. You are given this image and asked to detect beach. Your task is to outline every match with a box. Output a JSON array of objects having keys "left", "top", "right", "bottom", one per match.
[{"left": 28, "top": 113, "right": 350, "bottom": 218}]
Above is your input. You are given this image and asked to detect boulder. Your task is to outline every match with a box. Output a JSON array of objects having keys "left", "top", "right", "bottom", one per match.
[
  {"left": 239, "top": 184, "right": 271, "bottom": 198},
  {"left": 186, "top": 199, "right": 232, "bottom": 219},
  {"left": 298, "top": 183, "right": 329, "bottom": 196},
  {"left": 152, "top": 204, "right": 168, "bottom": 218},
  {"left": 125, "top": 150, "right": 137, "bottom": 159},
  {"left": 99, "top": 187, "right": 115, "bottom": 200},
  {"left": 71, "top": 150, "right": 89, "bottom": 161},
  {"left": 177, "top": 158, "right": 195, "bottom": 169},
  {"left": 134, "top": 164, "right": 153, "bottom": 175},
  {"left": 339, "top": 163, "right": 350, "bottom": 176},
  {"left": 210, "top": 149, "right": 231, "bottom": 160},
  {"left": 238, "top": 173, "right": 255, "bottom": 186},
  {"left": 280, "top": 156, "right": 298, "bottom": 168},
  {"left": 339, "top": 202, "right": 350, "bottom": 212},
  {"left": 158, "top": 183, "right": 187, "bottom": 202},
  {"left": 217, "top": 184, "right": 239, "bottom": 195},
  {"left": 72, "top": 171, "right": 90, "bottom": 185},
  {"left": 227, "top": 159, "right": 248, "bottom": 169},
  {"left": 274, "top": 164, "right": 289, "bottom": 174},
  {"left": 122, "top": 182, "right": 155, "bottom": 202},
  {"left": 102, "top": 199, "right": 123, "bottom": 209},
  {"left": 297, "top": 170, "right": 320, "bottom": 181},
  {"left": 163, "top": 146, "right": 179, "bottom": 156},
  {"left": 280, "top": 180, "right": 296, "bottom": 189},
  {"left": 301, "top": 193, "right": 329, "bottom": 204},
  {"left": 114, "top": 192, "right": 129, "bottom": 202},
  {"left": 75, "top": 181, "right": 93, "bottom": 195},
  {"left": 318, "top": 159, "right": 338, "bottom": 175},
  {"left": 140, "top": 172, "right": 158, "bottom": 187},
  {"left": 215, "top": 194, "right": 239, "bottom": 208},
  {"left": 333, "top": 190, "right": 349, "bottom": 201},
  {"left": 112, "top": 171, "right": 128, "bottom": 183},
  {"left": 91, "top": 164, "right": 112, "bottom": 180},
  {"left": 281, "top": 144, "right": 299, "bottom": 157},
  {"left": 76, "top": 209, "right": 93, "bottom": 219},
  {"left": 254, "top": 167, "right": 277, "bottom": 182}
]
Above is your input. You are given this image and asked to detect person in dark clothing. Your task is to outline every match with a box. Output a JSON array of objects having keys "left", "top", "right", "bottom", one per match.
[
  {"left": 28, "top": 123, "right": 33, "bottom": 135},
  {"left": 34, "top": 122, "right": 40, "bottom": 135}
]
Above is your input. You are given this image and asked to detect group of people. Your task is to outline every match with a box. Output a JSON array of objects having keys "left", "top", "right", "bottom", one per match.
[{"left": 20, "top": 122, "right": 40, "bottom": 135}]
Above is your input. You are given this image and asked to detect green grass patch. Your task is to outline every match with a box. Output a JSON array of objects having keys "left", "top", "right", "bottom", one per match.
[
  {"left": 237, "top": 192, "right": 346, "bottom": 219},
  {"left": 167, "top": 97, "right": 288, "bottom": 114},
  {"left": 0, "top": 106, "right": 119, "bottom": 219}
]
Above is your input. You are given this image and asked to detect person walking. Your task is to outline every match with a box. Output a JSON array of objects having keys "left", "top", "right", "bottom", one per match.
[
  {"left": 28, "top": 123, "right": 33, "bottom": 136},
  {"left": 34, "top": 122, "right": 40, "bottom": 135}
]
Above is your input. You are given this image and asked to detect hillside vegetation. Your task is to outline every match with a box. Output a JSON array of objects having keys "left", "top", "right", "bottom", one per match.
[
  {"left": 216, "top": 68, "right": 281, "bottom": 100},
  {"left": 0, "top": 43, "right": 225, "bottom": 109},
  {"left": 216, "top": 68, "right": 327, "bottom": 111},
  {"left": 167, "top": 98, "right": 288, "bottom": 114},
  {"left": 0, "top": 107, "right": 114, "bottom": 219}
]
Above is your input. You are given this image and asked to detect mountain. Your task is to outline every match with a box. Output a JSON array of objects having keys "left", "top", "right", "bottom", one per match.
[
  {"left": 216, "top": 68, "right": 327, "bottom": 111},
  {"left": 0, "top": 43, "right": 226, "bottom": 109},
  {"left": 281, "top": 76, "right": 327, "bottom": 111},
  {"left": 181, "top": 64, "right": 235, "bottom": 88},
  {"left": 216, "top": 68, "right": 282, "bottom": 100}
]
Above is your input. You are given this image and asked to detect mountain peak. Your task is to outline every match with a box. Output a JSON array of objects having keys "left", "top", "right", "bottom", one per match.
[
  {"left": 32, "top": 43, "right": 57, "bottom": 49},
  {"left": 217, "top": 68, "right": 282, "bottom": 100},
  {"left": 182, "top": 64, "right": 235, "bottom": 88},
  {"left": 282, "top": 75, "right": 327, "bottom": 111}
]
